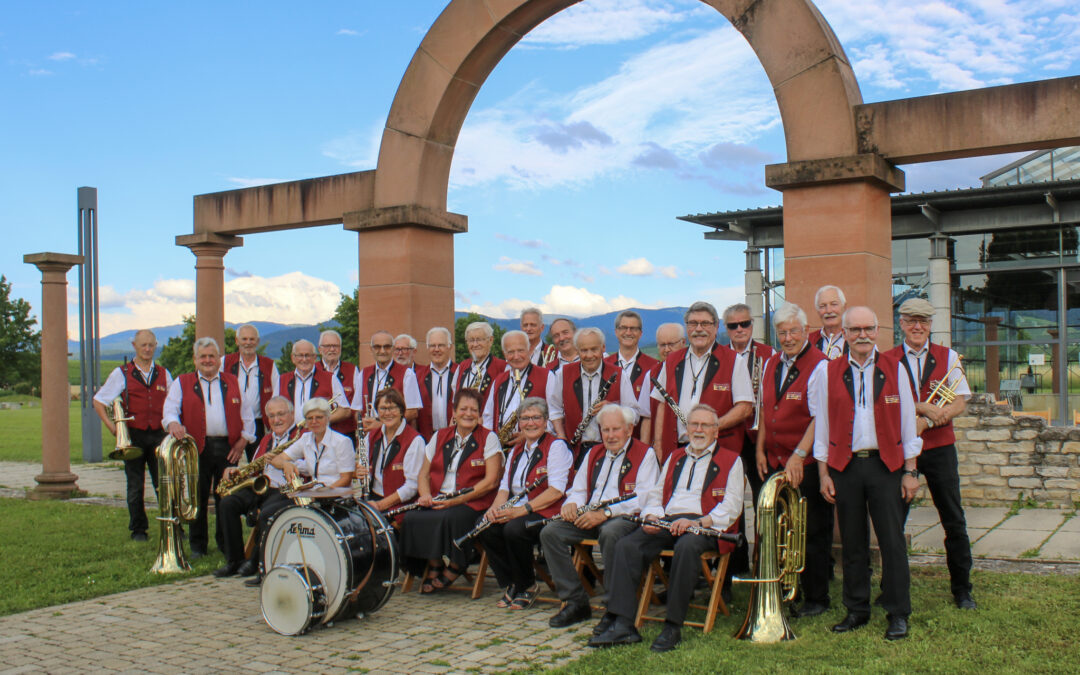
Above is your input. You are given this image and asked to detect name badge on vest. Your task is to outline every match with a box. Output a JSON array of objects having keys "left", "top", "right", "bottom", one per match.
[
  {"left": 537, "top": 466, "right": 548, "bottom": 475},
  {"left": 785, "top": 392, "right": 802, "bottom": 401},
  {"left": 623, "top": 482, "right": 636, "bottom": 492},
  {"left": 470, "top": 458, "right": 485, "bottom": 467},
  {"left": 711, "top": 487, "right": 726, "bottom": 497},
  {"left": 884, "top": 394, "right": 900, "bottom": 404},
  {"left": 392, "top": 462, "right": 405, "bottom": 471},
  {"left": 156, "top": 385, "right": 167, "bottom": 392},
  {"left": 230, "top": 397, "right": 241, "bottom": 405},
  {"left": 713, "top": 384, "right": 730, "bottom": 392}
]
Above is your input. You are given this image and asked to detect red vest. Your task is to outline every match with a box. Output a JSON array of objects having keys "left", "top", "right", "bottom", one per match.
[
  {"left": 429, "top": 425, "right": 497, "bottom": 511},
  {"left": 887, "top": 342, "right": 957, "bottom": 449},
  {"left": 177, "top": 372, "right": 244, "bottom": 453},
  {"left": 121, "top": 362, "right": 168, "bottom": 431},
  {"left": 452, "top": 355, "right": 506, "bottom": 399},
  {"left": 826, "top": 353, "right": 906, "bottom": 472},
  {"left": 367, "top": 423, "right": 422, "bottom": 502},
  {"left": 489, "top": 364, "right": 550, "bottom": 434},
  {"left": 415, "top": 362, "right": 457, "bottom": 439},
  {"left": 582, "top": 439, "right": 651, "bottom": 500},
  {"left": 278, "top": 369, "right": 336, "bottom": 409},
  {"left": 659, "top": 344, "right": 741, "bottom": 458},
  {"left": 738, "top": 340, "right": 776, "bottom": 443},
  {"left": 560, "top": 361, "right": 621, "bottom": 452},
  {"left": 251, "top": 425, "right": 301, "bottom": 460},
  {"left": 660, "top": 446, "right": 741, "bottom": 553},
  {"left": 317, "top": 360, "right": 359, "bottom": 437},
  {"left": 223, "top": 353, "right": 275, "bottom": 420},
  {"left": 761, "top": 345, "right": 826, "bottom": 469},
  {"left": 505, "top": 433, "right": 566, "bottom": 518},
  {"left": 359, "top": 361, "right": 411, "bottom": 413}
]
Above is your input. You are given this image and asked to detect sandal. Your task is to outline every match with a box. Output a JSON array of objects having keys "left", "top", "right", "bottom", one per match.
[
  {"left": 420, "top": 564, "right": 444, "bottom": 594},
  {"left": 496, "top": 584, "right": 517, "bottom": 608},
  {"left": 509, "top": 584, "right": 539, "bottom": 610},
  {"left": 431, "top": 563, "right": 465, "bottom": 590}
]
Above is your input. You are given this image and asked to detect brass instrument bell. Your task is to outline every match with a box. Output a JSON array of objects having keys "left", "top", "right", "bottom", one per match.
[{"left": 109, "top": 396, "right": 142, "bottom": 461}]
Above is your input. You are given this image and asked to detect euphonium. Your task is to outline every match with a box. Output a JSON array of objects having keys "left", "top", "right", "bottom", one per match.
[
  {"left": 108, "top": 396, "right": 142, "bottom": 461},
  {"left": 733, "top": 472, "right": 807, "bottom": 642},
  {"left": 151, "top": 434, "right": 200, "bottom": 574},
  {"left": 539, "top": 343, "right": 558, "bottom": 368}
]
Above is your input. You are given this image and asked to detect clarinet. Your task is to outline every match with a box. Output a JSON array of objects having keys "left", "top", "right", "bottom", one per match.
[
  {"left": 382, "top": 487, "right": 474, "bottom": 517},
  {"left": 453, "top": 476, "right": 547, "bottom": 549},
  {"left": 353, "top": 402, "right": 373, "bottom": 501},
  {"left": 570, "top": 372, "right": 619, "bottom": 447},
  {"left": 649, "top": 376, "right": 688, "bottom": 427},
  {"left": 621, "top": 514, "right": 745, "bottom": 545},
  {"left": 525, "top": 493, "right": 635, "bottom": 529}
]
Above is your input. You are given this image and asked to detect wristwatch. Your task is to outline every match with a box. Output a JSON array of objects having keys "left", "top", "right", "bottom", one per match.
[
  {"left": 603, "top": 507, "right": 613, "bottom": 518},
  {"left": 904, "top": 469, "right": 921, "bottom": 479},
  {"left": 923, "top": 416, "right": 935, "bottom": 428},
  {"left": 794, "top": 447, "right": 809, "bottom": 459},
  {"left": 524, "top": 503, "right": 533, "bottom": 514}
]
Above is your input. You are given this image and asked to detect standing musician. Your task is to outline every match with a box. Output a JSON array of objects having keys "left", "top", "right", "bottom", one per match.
[
  {"left": 356, "top": 388, "right": 425, "bottom": 513},
  {"left": 649, "top": 323, "right": 687, "bottom": 435},
  {"left": 415, "top": 327, "right": 457, "bottom": 439},
  {"left": 540, "top": 404, "right": 660, "bottom": 628},
  {"left": 589, "top": 404, "right": 743, "bottom": 653},
  {"left": 359, "top": 331, "right": 423, "bottom": 433},
  {"left": 92, "top": 329, "right": 172, "bottom": 541},
  {"left": 452, "top": 322, "right": 508, "bottom": 399},
  {"left": 813, "top": 306, "right": 923, "bottom": 641},
  {"left": 162, "top": 337, "right": 255, "bottom": 558},
  {"left": 809, "top": 285, "right": 848, "bottom": 359},
  {"left": 403, "top": 388, "right": 503, "bottom": 593},
  {"left": 753, "top": 303, "right": 831, "bottom": 617},
  {"left": 549, "top": 327, "right": 647, "bottom": 469},
  {"left": 393, "top": 333, "right": 418, "bottom": 369},
  {"left": 723, "top": 303, "right": 775, "bottom": 504},
  {"left": 221, "top": 324, "right": 278, "bottom": 461},
  {"left": 478, "top": 397, "right": 572, "bottom": 610},
  {"left": 279, "top": 339, "right": 348, "bottom": 427},
  {"left": 520, "top": 307, "right": 547, "bottom": 366},
  {"left": 888, "top": 298, "right": 976, "bottom": 610},
  {"left": 547, "top": 318, "right": 578, "bottom": 372},
  {"left": 317, "top": 329, "right": 362, "bottom": 445},
  {"left": 605, "top": 310, "right": 659, "bottom": 442},
  {"left": 651, "top": 302, "right": 753, "bottom": 463},
  {"left": 484, "top": 330, "right": 555, "bottom": 448},
  {"left": 214, "top": 396, "right": 298, "bottom": 579}
]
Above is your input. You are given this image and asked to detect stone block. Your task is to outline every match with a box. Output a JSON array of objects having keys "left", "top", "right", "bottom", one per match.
[
  {"left": 1045, "top": 455, "right": 1071, "bottom": 467},
  {"left": 956, "top": 441, "right": 986, "bottom": 453},
  {"left": 973, "top": 452, "right": 1009, "bottom": 466},
  {"left": 952, "top": 416, "right": 977, "bottom": 428},
  {"left": 998, "top": 508, "right": 1068, "bottom": 531},
  {"left": 988, "top": 441, "right": 1034, "bottom": 454},
  {"left": 965, "top": 429, "right": 1012, "bottom": 441},
  {"left": 1010, "top": 454, "right": 1036, "bottom": 466},
  {"left": 1039, "top": 440, "right": 1062, "bottom": 452},
  {"left": 1069, "top": 467, "right": 1080, "bottom": 478},
  {"left": 1012, "top": 430, "right": 1039, "bottom": 440},
  {"left": 974, "top": 476, "right": 1006, "bottom": 486},
  {"left": 984, "top": 487, "right": 1021, "bottom": 502},
  {"left": 1036, "top": 466, "right": 1070, "bottom": 478},
  {"left": 1045, "top": 479, "right": 1080, "bottom": 490},
  {"left": 972, "top": 527, "right": 1045, "bottom": 557},
  {"left": 1041, "top": 531, "right": 1080, "bottom": 560},
  {"left": 1044, "top": 490, "right": 1070, "bottom": 502},
  {"left": 999, "top": 466, "right": 1034, "bottom": 477},
  {"left": 956, "top": 462, "right": 982, "bottom": 476},
  {"left": 982, "top": 416, "right": 1017, "bottom": 427},
  {"left": 1061, "top": 441, "right": 1080, "bottom": 454},
  {"left": 1007, "top": 477, "right": 1042, "bottom": 489}
]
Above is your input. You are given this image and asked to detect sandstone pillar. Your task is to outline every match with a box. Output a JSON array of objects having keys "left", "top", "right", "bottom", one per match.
[
  {"left": 928, "top": 234, "right": 952, "bottom": 347},
  {"left": 744, "top": 246, "right": 766, "bottom": 341},
  {"left": 24, "top": 253, "right": 84, "bottom": 499},
  {"left": 344, "top": 206, "right": 466, "bottom": 367},
  {"left": 176, "top": 233, "right": 243, "bottom": 350}
]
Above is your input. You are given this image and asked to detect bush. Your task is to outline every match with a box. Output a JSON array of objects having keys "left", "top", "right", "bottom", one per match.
[{"left": 13, "top": 382, "right": 33, "bottom": 395}]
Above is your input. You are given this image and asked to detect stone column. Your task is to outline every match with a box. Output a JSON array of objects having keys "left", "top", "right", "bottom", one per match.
[
  {"left": 344, "top": 206, "right": 466, "bottom": 367},
  {"left": 176, "top": 233, "right": 243, "bottom": 351},
  {"left": 766, "top": 155, "right": 905, "bottom": 349},
  {"left": 24, "top": 253, "right": 84, "bottom": 499},
  {"left": 744, "top": 246, "right": 766, "bottom": 341},
  {"left": 928, "top": 234, "right": 952, "bottom": 347}
]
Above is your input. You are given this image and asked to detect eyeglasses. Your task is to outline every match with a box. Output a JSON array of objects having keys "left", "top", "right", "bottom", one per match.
[
  {"left": 293, "top": 352, "right": 315, "bottom": 359},
  {"left": 687, "top": 421, "right": 718, "bottom": 429},
  {"left": 465, "top": 337, "right": 488, "bottom": 345},
  {"left": 519, "top": 414, "right": 545, "bottom": 422},
  {"left": 686, "top": 321, "right": 715, "bottom": 329},
  {"left": 657, "top": 341, "right": 684, "bottom": 350},
  {"left": 427, "top": 343, "right": 450, "bottom": 349},
  {"left": 371, "top": 344, "right": 392, "bottom": 351},
  {"left": 845, "top": 326, "right": 878, "bottom": 336},
  {"left": 776, "top": 329, "right": 804, "bottom": 338},
  {"left": 393, "top": 347, "right": 415, "bottom": 353},
  {"left": 726, "top": 320, "right": 752, "bottom": 330},
  {"left": 901, "top": 316, "right": 932, "bottom": 326},
  {"left": 616, "top": 325, "right": 642, "bottom": 332},
  {"left": 377, "top": 405, "right": 401, "bottom": 413},
  {"left": 319, "top": 343, "right": 341, "bottom": 350}
]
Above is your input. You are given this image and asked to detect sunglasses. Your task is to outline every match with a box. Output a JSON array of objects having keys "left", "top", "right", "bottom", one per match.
[{"left": 726, "top": 320, "right": 752, "bottom": 330}]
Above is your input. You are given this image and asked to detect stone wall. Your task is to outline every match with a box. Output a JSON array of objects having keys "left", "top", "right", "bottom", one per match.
[{"left": 954, "top": 395, "right": 1080, "bottom": 505}]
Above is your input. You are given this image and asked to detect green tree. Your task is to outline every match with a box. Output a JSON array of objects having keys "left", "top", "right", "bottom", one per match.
[
  {"left": 277, "top": 340, "right": 295, "bottom": 374},
  {"left": 454, "top": 313, "right": 505, "bottom": 363},
  {"left": 322, "top": 288, "right": 359, "bottom": 364},
  {"left": 156, "top": 315, "right": 238, "bottom": 376},
  {"left": 0, "top": 275, "right": 41, "bottom": 390}
]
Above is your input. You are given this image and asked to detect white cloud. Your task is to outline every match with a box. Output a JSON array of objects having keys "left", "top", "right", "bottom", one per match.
[
  {"left": 28, "top": 69, "right": 52, "bottom": 76},
  {"left": 337, "top": 28, "right": 359, "bottom": 36},
  {"left": 617, "top": 257, "right": 678, "bottom": 279},
  {"left": 493, "top": 257, "right": 543, "bottom": 276},
  {"left": 460, "top": 285, "right": 659, "bottom": 319},
  {"left": 524, "top": 0, "right": 698, "bottom": 48},
  {"left": 48, "top": 51, "right": 76, "bottom": 61},
  {"left": 227, "top": 177, "right": 286, "bottom": 188}
]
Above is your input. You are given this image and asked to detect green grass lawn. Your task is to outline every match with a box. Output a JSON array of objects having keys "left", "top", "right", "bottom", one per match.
[
  {"left": 67, "top": 359, "right": 123, "bottom": 386},
  {"left": 0, "top": 498, "right": 225, "bottom": 616},
  {"left": 0, "top": 401, "right": 114, "bottom": 463}
]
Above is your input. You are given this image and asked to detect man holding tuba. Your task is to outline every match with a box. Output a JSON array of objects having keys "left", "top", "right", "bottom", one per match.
[
  {"left": 162, "top": 337, "right": 255, "bottom": 558},
  {"left": 93, "top": 329, "right": 172, "bottom": 542},
  {"left": 887, "top": 298, "right": 975, "bottom": 610}
]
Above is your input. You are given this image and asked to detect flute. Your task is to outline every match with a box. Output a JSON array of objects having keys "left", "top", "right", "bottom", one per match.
[
  {"left": 453, "top": 476, "right": 546, "bottom": 549},
  {"left": 621, "top": 514, "right": 745, "bottom": 545},
  {"left": 382, "top": 486, "right": 474, "bottom": 517},
  {"left": 525, "top": 493, "right": 635, "bottom": 529}
]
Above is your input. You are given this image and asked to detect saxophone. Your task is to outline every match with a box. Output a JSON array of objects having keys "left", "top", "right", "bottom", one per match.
[
  {"left": 496, "top": 369, "right": 526, "bottom": 446},
  {"left": 215, "top": 423, "right": 306, "bottom": 497}
]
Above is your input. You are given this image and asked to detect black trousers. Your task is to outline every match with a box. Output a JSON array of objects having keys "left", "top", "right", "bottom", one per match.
[
  {"left": 218, "top": 485, "right": 275, "bottom": 563},
  {"left": 763, "top": 464, "right": 833, "bottom": 605},
  {"left": 190, "top": 437, "right": 235, "bottom": 553},
  {"left": 125, "top": 427, "right": 165, "bottom": 535},
  {"left": 243, "top": 418, "right": 265, "bottom": 463},
  {"left": 606, "top": 519, "right": 715, "bottom": 626},
  {"left": 477, "top": 513, "right": 547, "bottom": 591},
  {"left": 904, "top": 443, "right": 972, "bottom": 596},
  {"left": 831, "top": 457, "right": 910, "bottom": 618}
]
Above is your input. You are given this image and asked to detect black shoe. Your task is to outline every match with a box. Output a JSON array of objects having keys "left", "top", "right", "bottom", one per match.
[
  {"left": 884, "top": 615, "right": 909, "bottom": 641},
  {"left": 831, "top": 613, "right": 870, "bottom": 633},
  {"left": 592, "top": 613, "right": 616, "bottom": 637},
  {"left": 650, "top": 623, "right": 682, "bottom": 653},
  {"left": 587, "top": 617, "right": 642, "bottom": 648},
  {"left": 792, "top": 600, "right": 830, "bottom": 618},
  {"left": 190, "top": 548, "right": 207, "bottom": 560},
  {"left": 213, "top": 561, "right": 241, "bottom": 578},
  {"left": 954, "top": 592, "right": 977, "bottom": 610},
  {"left": 244, "top": 575, "right": 262, "bottom": 588},
  {"left": 549, "top": 602, "right": 591, "bottom": 628},
  {"left": 131, "top": 532, "right": 148, "bottom": 542},
  {"left": 237, "top": 559, "right": 258, "bottom": 577}
]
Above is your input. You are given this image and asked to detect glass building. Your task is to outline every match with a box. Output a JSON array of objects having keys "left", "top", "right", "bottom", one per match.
[{"left": 684, "top": 148, "right": 1080, "bottom": 424}]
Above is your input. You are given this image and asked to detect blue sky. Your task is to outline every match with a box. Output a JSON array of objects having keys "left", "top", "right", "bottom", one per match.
[{"left": 2, "top": 1, "right": 1078, "bottom": 337}]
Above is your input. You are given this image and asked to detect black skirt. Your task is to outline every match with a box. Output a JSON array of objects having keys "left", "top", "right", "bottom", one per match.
[{"left": 401, "top": 503, "right": 484, "bottom": 568}]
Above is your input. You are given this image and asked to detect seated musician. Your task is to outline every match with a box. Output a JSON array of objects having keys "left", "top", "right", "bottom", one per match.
[
  {"left": 539, "top": 404, "right": 660, "bottom": 628},
  {"left": 588, "top": 404, "right": 744, "bottom": 653},
  {"left": 356, "top": 388, "right": 425, "bottom": 513},
  {"left": 478, "top": 397, "right": 572, "bottom": 610},
  {"left": 214, "top": 396, "right": 298, "bottom": 579},
  {"left": 402, "top": 388, "right": 503, "bottom": 593},
  {"left": 254, "top": 397, "right": 355, "bottom": 587}
]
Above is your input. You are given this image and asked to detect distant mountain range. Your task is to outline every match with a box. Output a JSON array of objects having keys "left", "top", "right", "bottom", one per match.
[{"left": 70, "top": 308, "right": 709, "bottom": 360}]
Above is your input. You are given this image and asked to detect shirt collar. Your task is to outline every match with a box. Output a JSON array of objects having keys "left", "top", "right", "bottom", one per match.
[
  {"left": 294, "top": 369, "right": 313, "bottom": 380},
  {"left": 321, "top": 359, "right": 339, "bottom": 373},
  {"left": 608, "top": 439, "right": 631, "bottom": 458},
  {"left": 905, "top": 341, "right": 929, "bottom": 358},
  {"left": 782, "top": 342, "right": 809, "bottom": 366},
  {"left": 686, "top": 441, "right": 715, "bottom": 460},
  {"left": 617, "top": 350, "right": 639, "bottom": 365},
  {"left": 199, "top": 373, "right": 220, "bottom": 383},
  {"left": 848, "top": 348, "right": 878, "bottom": 372},
  {"left": 733, "top": 341, "right": 752, "bottom": 356}
]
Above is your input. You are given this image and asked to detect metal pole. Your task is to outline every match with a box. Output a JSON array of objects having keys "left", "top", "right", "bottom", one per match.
[{"left": 77, "top": 187, "right": 102, "bottom": 462}]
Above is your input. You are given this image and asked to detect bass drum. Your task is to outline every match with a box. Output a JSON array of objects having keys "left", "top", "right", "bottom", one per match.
[
  {"left": 261, "top": 501, "right": 399, "bottom": 625},
  {"left": 260, "top": 563, "right": 327, "bottom": 636}
]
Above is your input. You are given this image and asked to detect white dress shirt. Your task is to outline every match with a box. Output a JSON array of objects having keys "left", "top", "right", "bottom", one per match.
[
  {"left": 482, "top": 366, "right": 557, "bottom": 430},
  {"left": 548, "top": 366, "right": 647, "bottom": 443},
  {"left": 564, "top": 440, "right": 660, "bottom": 517},
  {"left": 652, "top": 348, "right": 753, "bottom": 442},
  {"left": 774, "top": 345, "right": 827, "bottom": 419},
  {"left": 498, "top": 437, "right": 573, "bottom": 502},
  {"left": 424, "top": 428, "right": 502, "bottom": 494},
  {"left": 221, "top": 355, "right": 280, "bottom": 421},
  {"left": 529, "top": 342, "right": 544, "bottom": 366},
  {"left": 640, "top": 443, "right": 744, "bottom": 530},
  {"left": 162, "top": 374, "right": 256, "bottom": 442},
  {"left": 428, "top": 363, "right": 455, "bottom": 431},
  {"left": 93, "top": 362, "right": 173, "bottom": 407},
  {"left": 321, "top": 359, "right": 363, "bottom": 411},
  {"left": 283, "top": 429, "right": 355, "bottom": 484},
  {"left": 261, "top": 428, "right": 294, "bottom": 488},
  {"left": 365, "top": 422, "right": 425, "bottom": 502}
]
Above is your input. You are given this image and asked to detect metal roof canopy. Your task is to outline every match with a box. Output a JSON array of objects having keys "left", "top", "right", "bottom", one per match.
[{"left": 681, "top": 178, "right": 1080, "bottom": 249}]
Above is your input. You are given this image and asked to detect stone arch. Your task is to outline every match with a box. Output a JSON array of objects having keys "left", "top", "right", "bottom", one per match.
[{"left": 373, "top": 0, "right": 864, "bottom": 212}]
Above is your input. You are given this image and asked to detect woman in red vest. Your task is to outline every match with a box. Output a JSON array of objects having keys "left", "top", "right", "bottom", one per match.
[
  {"left": 402, "top": 388, "right": 503, "bottom": 593},
  {"left": 356, "top": 388, "right": 425, "bottom": 514}
]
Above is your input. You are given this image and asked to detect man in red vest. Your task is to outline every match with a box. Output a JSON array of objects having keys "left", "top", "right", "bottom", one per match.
[
  {"left": 484, "top": 330, "right": 555, "bottom": 447},
  {"left": 888, "top": 298, "right": 975, "bottom": 610},
  {"left": 589, "top": 404, "right": 743, "bottom": 653},
  {"left": 279, "top": 339, "right": 349, "bottom": 427},
  {"left": 813, "top": 306, "right": 923, "bottom": 641},
  {"left": 451, "top": 322, "right": 507, "bottom": 402},
  {"left": 359, "top": 330, "right": 423, "bottom": 433},
  {"left": 808, "top": 285, "right": 848, "bottom": 359},
  {"left": 606, "top": 310, "right": 659, "bottom": 442},
  {"left": 93, "top": 329, "right": 172, "bottom": 541},
  {"left": 222, "top": 324, "right": 278, "bottom": 461},
  {"left": 754, "top": 303, "right": 830, "bottom": 617},
  {"left": 162, "top": 337, "right": 255, "bottom": 557},
  {"left": 317, "top": 329, "right": 361, "bottom": 445},
  {"left": 415, "top": 326, "right": 457, "bottom": 439}
]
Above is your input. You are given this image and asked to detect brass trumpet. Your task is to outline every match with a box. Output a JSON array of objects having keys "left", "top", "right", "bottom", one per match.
[
  {"left": 926, "top": 355, "right": 965, "bottom": 407},
  {"left": 108, "top": 396, "right": 141, "bottom": 461}
]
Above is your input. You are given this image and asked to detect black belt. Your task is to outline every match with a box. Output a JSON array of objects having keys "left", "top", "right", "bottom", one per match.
[
  {"left": 853, "top": 449, "right": 879, "bottom": 458},
  {"left": 206, "top": 435, "right": 229, "bottom": 442}
]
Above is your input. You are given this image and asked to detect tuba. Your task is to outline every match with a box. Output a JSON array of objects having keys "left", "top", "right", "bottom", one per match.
[
  {"left": 733, "top": 472, "right": 806, "bottom": 642},
  {"left": 108, "top": 396, "right": 141, "bottom": 461},
  {"left": 151, "top": 434, "right": 200, "bottom": 574}
]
